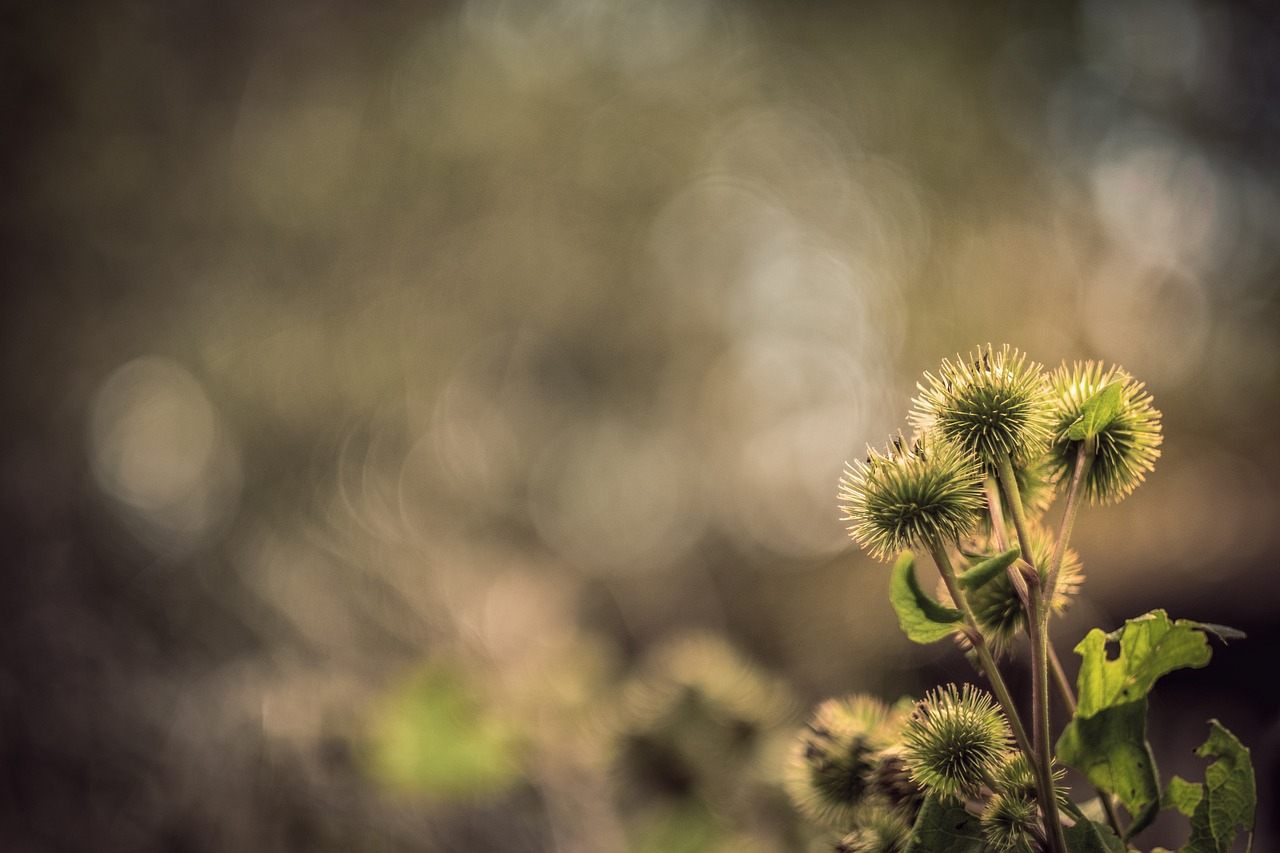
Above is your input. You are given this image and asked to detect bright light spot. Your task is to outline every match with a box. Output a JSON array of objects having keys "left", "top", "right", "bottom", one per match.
[
  {"left": 528, "top": 421, "right": 703, "bottom": 575},
  {"left": 1082, "top": 258, "right": 1210, "bottom": 385},
  {"left": 702, "top": 336, "right": 875, "bottom": 560},
  {"left": 1091, "top": 124, "right": 1234, "bottom": 272},
  {"left": 89, "top": 357, "right": 241, "bottom": 551}
]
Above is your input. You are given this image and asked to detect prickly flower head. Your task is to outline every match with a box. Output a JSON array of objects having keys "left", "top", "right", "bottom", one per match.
[
  {"left": 839, "top": 435, "right": 985, "bottom": 561},
  {"left": 960, "top": 524, "right": 1083, "bottom": 656},
  {"left": 911, "top": 344, "right": 1055, "bottom": 471},
  {"left": 785, "top": 694, "right": 895, "bottom": 829},
  {"left": 981, "top": 792, "right": 1040, "bottom": 853},
  {"left": 1047, "top": 361, "right": 1162, "bottom": 504},
  {"left": 901, "top": 684, "right": 1012, "bottom": 801}
]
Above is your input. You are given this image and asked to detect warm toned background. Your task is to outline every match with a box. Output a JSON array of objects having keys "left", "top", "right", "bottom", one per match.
[{"left": 2, "top": 1, "right": 1278, "bottom": 850}]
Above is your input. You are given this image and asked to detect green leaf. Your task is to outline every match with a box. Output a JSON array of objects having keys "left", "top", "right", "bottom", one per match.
[
  {"left": 1057, "top": 701, "right": 1161, "bottom": 837},
  {"left": 903, "top": 796, "right": 985, "bottom": 853},
  {"left": 1056, "top": 611, "right": 1213, "bottom": 840},
  {"left": 1067, "top": 381, "right": 1123, "bottom": 440},
  {"left": 1063, "top": 818, "right": 1127, "bottom": 853},
  {"left": 366, "top": 662, "right": 524, "bottom": 796},
  {"left": 890, "top": 551, "right": 963, "bottom": 644},
  {"left": 958, "top": 547, "right": 1022, "bottom": 592},
  {"left": 1071, "top": 611, "right": 1213, "bottom": 717},
  {"left": 1164, "top": 776, "right": 1203, "bottom": 817},
  {"left": 1164, "top": 720, "right": 1256, "bottom": 853}
]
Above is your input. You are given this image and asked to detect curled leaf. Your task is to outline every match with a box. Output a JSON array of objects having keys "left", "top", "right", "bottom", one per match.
[
  {"left": 958, "top": 547, "right": 1022, "bottom": 592},
  {"left": 890, "top": 551, "right": 962, "bottom": 644}
]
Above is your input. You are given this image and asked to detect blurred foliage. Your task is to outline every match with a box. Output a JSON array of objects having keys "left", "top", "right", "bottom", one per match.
[
  {"left": 366, "top": 662, "right": 525, "bottom": 797},
  {"left": 2, "top": 0, "right": 1280, "bottom": 851}
]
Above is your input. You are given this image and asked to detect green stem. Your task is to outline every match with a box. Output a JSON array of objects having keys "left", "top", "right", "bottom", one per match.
[
  {"left": 994, "top": 453, "right": 1067, "bottom": 853},
  {"left": 984, "top": 478, "right": 1032, "bottom": 613},
  {"left": 926, "top": 541, "right": 1034, "bottom": 765},
  {"left": 1045, "top": 438, "right": 1095, "bottom": 614},
  {"left": 984, "top": 477, "right": 1009, "bottom": 551},
  {"left": 1050, "top": 645, "right": 1124, "bottom": 836},
  {"left": 994, "top": 454, "right": 1039, "bottom": 591},
  {"left": 1044, "top": 439, "right": 1123, "bottom": 837}
]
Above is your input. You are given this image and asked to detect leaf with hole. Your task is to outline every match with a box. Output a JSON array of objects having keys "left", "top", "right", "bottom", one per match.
[{"left": 1056, "top": 611, "right": 1213, "bottom": 840}]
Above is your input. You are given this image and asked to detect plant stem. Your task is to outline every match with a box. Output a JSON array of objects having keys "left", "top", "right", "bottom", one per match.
[
  {"left": 984, "top": 478, "right": 1032, "bottom": 613},
  {"left": 926, "top": 541, "right": 1034, "bottom": 767},
  {"left": 1049, "top": 646, "right": 1124, "bottom": 836},
  {"left": 995, "top": 454, "right": 1067, "bottom": 853},
  {"left": 1046, "top": 438, "right": 1095, "bottom": 613},
  {"left": 994, "top": 455, "right": 1039, "bottom": 590},
  {"left": 1043, "top": 444, "right": 1124, "bottom": 838},
  {"left": 985, "top": 477, "right": 1009, "bottom": 550}
]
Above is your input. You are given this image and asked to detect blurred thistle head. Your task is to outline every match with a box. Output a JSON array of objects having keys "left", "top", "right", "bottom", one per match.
[
  {"left": 911, "top": 344, "right": 1054, "bottom": 471},
  {"left": 611, "top": 633, "right": 793, "bottom": 800},
  {"left": 833, "top": 806, "right": 912, "bottom": 853},
  {"left": 980, "top": 792, "right": 1040, "bottom": 853},
  {"left": 839, "top": 433, "right": 985, "bottom": 560},
  {"left": 901, "top": 684, "right": 1011, "bottom": 801},
  {"left": 785, "top": 694, "right": 898, "bottom": 829},
  {"left": 958, "top": 524, "right": 1083, "bottom": 655},
  {"left": 868, "top": 742, "right": 922, "bottom": 811},
  {"left": 1047, "top": 361, "right": 1163, "bottom": 504}
]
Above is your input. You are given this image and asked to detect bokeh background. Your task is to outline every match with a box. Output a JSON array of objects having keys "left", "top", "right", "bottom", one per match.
[{"left": 3, "top": 0, "right": 1279, "bottom": 850}]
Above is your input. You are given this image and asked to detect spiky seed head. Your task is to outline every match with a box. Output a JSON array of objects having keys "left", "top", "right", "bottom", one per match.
[
  {"left": 901, "top": 684, "right": 1012, "bottom": 801},
  {"left": 1046, "top": 361, "right": 1163, "bottom": 504},
  {"left": 959, "top": 524, "right": 1083, "bottom": 656},
  {"left": 834, "top": 807, "right": 913, "bottom": 853},
  {"left": 992, "top": 753, "right": 1038, "bottom": 801},
  {"left": 981, "top": 792, "right": 1040, "bottom": 853},
  {"left": 839, "top": 434, "right": 985, "bottom": 560},
  {"left": 785, "top": 695, "right": 895, "bottom": 829},
  {"left": 911, "top": 344, "right": 1055, "bottom": 472}
]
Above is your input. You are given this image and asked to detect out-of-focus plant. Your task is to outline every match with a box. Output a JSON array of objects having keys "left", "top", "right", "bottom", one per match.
[
  {"left": 786, "top": 344, "right": 1255, "bottom": 853},
  {"left": 608, "top": 633, "right": 800, "bottom": 853}
]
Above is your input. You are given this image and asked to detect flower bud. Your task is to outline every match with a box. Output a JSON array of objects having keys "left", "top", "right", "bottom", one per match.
[
  {"left": 980, "top": 792, "right": 1040, "bottom": 853},
  {"left": 901, "top": 684, "right": 1012, "bottom": 801},
  {"left": 911, "top": 344, "right": 1055, "bottom": 471},
  {"left": 839, "top": 434, "right": 985, "bottom": 560},
  {"left": 1046, "top": 361, "right": 1162, "bottom": 504},
  {"left": 960, "top": 524, "right": 1082, "bottom": 655},
  {"left": 785, "top": 695, "right": 896, "bottom": 829}
]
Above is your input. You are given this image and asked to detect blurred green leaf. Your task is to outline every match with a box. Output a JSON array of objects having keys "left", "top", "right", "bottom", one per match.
[
  {"left": 632, "top": 802, "right": 719, "bottom": 853},
  {"left": 890, "top": 552, "right": 963, "bottom": 644},
  {"left": 1063, "top": 817, "right": 1126, "bottom": 853},
  {"left": 366, "top": 662, "right": 523, "bottom": 797}
]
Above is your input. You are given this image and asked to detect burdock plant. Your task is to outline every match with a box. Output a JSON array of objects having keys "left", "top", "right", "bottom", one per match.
[{"left": 787, "top": 345, "right": 1256, "bottom": 853}]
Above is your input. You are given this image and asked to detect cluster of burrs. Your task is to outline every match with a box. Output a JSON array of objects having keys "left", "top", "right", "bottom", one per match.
[{"left": 786, "top": 344, "right": 1163, "bottom": 853}]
